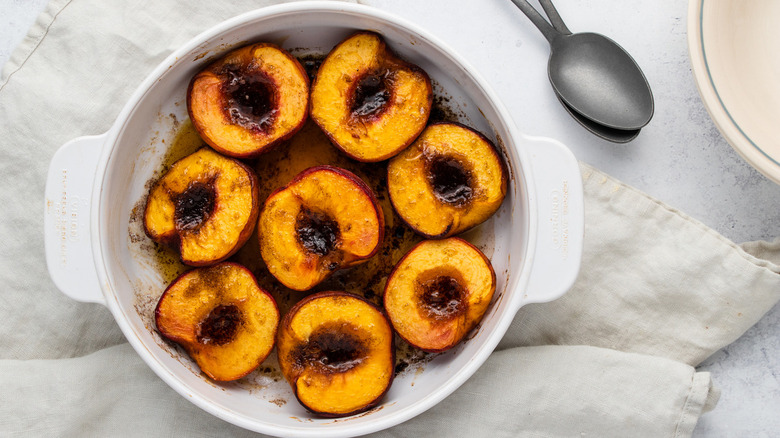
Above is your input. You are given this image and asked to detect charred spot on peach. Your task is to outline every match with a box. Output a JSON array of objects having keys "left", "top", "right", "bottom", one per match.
[
  {"left": 187, "top": 43, "right": 309, "bottom": 158},
  {"left": 173, "top": 180, "right": 216, "bottom": 231},
  {"left": 425, "top": 154, "right": 474, "bottom": 207},
  {"left": 348, "top": 69, "right": 393, "bottom": 122},
  {"left": 277, "top": 292, "right": 395, "bottom": 417},
  {"left": 154, "top": 262, "right": 280, "bottom": 382},
  {"left": 291, "top": 323, "right": 367, "bottom": 373},
  {"left": 295, "top": 207, "right": 340, "bottom": 257},
  {"left": 220, "top": 63, "right": 278, "bottom": 134},
  {"left": 144, "top": 148, "right": 259, "bottom": 267},
  {"left": 384, "top": 238, "right": 496, "bottom": 353},
  {"left": 418, "top": 274, "right": 468, "bottom": 320},
  {"left": 197, "top": 304, "right": 241, "bottom": 346},
  {"left": 310, "top": 32, "right": 433, "bottom": 162},
  {"left": 257, "top": 165, "right": 384, "bottom": 291},
  {"left": 388, "top": 123, "right": 508, "bottom": 238}
]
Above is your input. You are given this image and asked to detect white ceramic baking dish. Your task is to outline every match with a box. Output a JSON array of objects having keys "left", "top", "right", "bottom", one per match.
[{"left": 43, "top": 2, "right": 583, "bottom": 437}]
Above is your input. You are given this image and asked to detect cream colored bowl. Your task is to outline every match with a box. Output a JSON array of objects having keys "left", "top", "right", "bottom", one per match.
[{"left": 688, "top": 0, "right": 780, "bottom": 184}]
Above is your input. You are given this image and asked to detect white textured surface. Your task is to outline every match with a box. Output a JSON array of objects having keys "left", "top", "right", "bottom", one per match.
[{"left": 2, "top": 0, "right": 777, "bottom": 435}]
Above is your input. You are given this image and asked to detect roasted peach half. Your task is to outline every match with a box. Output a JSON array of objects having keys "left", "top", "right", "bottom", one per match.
[
  {"left": 383, "top": 238, "right": 495, "bottom": 352},
  {"left": 187, "top": 43, "right": 309, "bottom": 158},
  {"left": 277, "top": 291, "right": 394, "bottom": 417},
  {"left": 387, "top": 123, "right": 508, "bottom": 238},
  {"left": 310, "top": 31, "right": 433, "bottom": 162},
  {"left": 258, "top": 165, "right": 384, "bottom": 291},
  {"left": 155, "top": 262, "right": 280, "bottom": 381},
  {"left": 144, "top": 147, "right": 259, "bottom": 266}
]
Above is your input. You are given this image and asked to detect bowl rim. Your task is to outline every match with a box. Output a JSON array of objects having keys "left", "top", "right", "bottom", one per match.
[
  {"left": 688, "top": 0, "right": 780, "bottom": 185},
  {"left": 89, "top": 2, "right": 537, "bottom": 436}
]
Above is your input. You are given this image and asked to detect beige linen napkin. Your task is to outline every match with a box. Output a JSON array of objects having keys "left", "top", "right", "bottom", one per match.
[{"left": 1, "top": 0, "right": 778, "bottom": 436}]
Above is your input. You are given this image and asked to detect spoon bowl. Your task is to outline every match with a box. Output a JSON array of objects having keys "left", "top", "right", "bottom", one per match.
[{"left": 549, "top": 32, "right": 653, "bottom": 130}]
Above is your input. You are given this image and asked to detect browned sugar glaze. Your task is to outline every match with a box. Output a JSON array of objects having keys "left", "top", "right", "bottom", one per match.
[
  {"left": 221, "top": 64, "right": 278, "bottom": 134},
  {"left": 349, "top": 70, "right": 393, "bottom": 121},
  {"left": 425, "top": 154, "right": 474, "bottom": 207},
  {"left": 174, "top": 181, "right": 216, "bottom": 231},
  {"left": 292, "top": 322, "right": 367, "bottom": 374},
  {"left": 420, "top": 275, "right": 466, "bottom": 320},
  {"left": 197, "top": 304, "right": 242, "bottom": 346},
  {"left": 295, "top": 207, "right": 341, "bottom": 257}
]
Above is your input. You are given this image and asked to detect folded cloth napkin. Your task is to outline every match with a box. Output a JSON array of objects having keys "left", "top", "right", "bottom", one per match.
[{"left": 1, "top": 0, "right": 778, "bottom": 436}]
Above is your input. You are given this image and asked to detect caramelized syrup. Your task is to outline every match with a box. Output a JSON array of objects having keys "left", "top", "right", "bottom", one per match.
[
  {"left": 197, "top": 304, "right": 242, "bottom": 346},
  {"left": 295, "top": 208, "right": 340, "bottom": 256},
  {"left": 293, "top": 324, "right": 367, "bottom": 374},
  {"left": 162, "top": 119, "right": 205, "bottom": 172},
  {"left": 427, "top": 155, "right": 474, "bottom": 206},
  {"left": 350, "top": 70, "right": 392, "bottom": 120},
  {"left": 222, "top": 66, "right": 278, "bottom": 133},
  {"left": 420, "top": 276, "right": 466, "bottom": 320},
  {"left": 174, "top": 182, "right": 215, "bottom": 231},
  {"left": 298, "top": 55, "right": 324, "bottom": 84}
]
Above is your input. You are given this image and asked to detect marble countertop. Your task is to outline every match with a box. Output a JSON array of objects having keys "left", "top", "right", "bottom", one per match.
[{"left": 3, "top": 0, "right": 778, "bottom": 435}]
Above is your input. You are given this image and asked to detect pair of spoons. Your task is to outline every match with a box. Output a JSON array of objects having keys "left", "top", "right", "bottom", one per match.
[{"left": 510, "top": 0, "right": 654, "bottom": 142}]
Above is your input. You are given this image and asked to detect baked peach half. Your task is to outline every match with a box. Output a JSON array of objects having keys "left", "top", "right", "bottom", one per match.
[
  {"left": 144, "top": 147, "right": 259, "bottom": 266},
  {"left": 310, "top": 31, "right": 433, "bottom": 162},
  {"left": 258, "top": 165, "right": 384, "bottom": 291},
  {"left": 387, "top": 123, "right": 508, "bottom": 238},
  {"left": 277, "top": 291, "right": 395, "bottom": 417},
  {"left": 383, "top": 238, "right": 495, "bottom": 352},
  {"left": 155, "top": 262, "right": 280, "bottom": 381},
  {"left": 187, "top": 43, "right": 309, "bottom": 158}
]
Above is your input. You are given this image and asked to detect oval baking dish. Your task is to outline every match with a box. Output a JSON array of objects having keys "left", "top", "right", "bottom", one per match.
[{"left": 43, "top": 2, "right": 584, "bottom": 437}]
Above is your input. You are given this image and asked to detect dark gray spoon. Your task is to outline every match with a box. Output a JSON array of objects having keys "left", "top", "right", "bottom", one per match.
[
  {"left": 510, "top": 0, "right": 654, "bottom": 133},
  {"left": 556, "top": 94, "right": 640, "bottom": 143}
]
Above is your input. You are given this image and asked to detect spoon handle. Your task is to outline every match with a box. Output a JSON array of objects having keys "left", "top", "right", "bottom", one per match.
[
  {"left": 538, "top": 0, "right": 571, "bottom": 35},
  {"left": 509, "top": 0, "right": 559, "bottom": 44}
]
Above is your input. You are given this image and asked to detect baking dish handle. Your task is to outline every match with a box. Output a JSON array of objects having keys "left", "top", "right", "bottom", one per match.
[
  {"left": 520, "top": 136, "right": 584, "bottom": 306},
  {"left": 44, "top": 134, "right": 106, "bottom": 305}
]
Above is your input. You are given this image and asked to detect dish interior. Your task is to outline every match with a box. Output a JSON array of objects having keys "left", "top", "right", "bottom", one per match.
[
  {"left": 97, "top": 7, "right": 530, "bottom": 433},
  {"left": 695, "top": 0, "right": 780, "bottom": 180}
]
